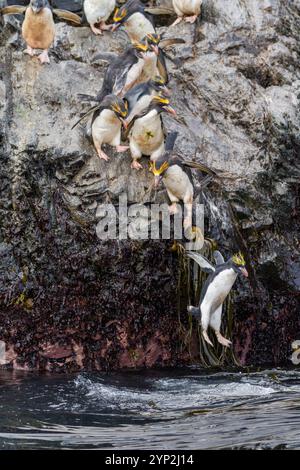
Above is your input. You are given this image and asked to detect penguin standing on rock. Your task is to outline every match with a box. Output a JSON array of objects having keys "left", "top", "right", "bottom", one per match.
[
  {"left": 126, "top": 95, "right": 176, "bottom": 170},
  {"left": 73, "top": 94, "right": 129, "bottom": 161},
  {"left": 187, "top": 251, "right": 248, "bottom": 348},
  {"left": 1, "top": 0, "right": 81, "bottom": 63},
  {"left": 151, "top": 132, "right": 216, "bottom": 228},
  {"left": 171, "top": 0, "right": 202, "bottom": 26},
  {"left": 112, "top": 0, "right": 155, "bottom": 43},
  {"left": 112, "top": 0, "right": 172, "bottom": 43},
  {"left": 83, "top": 0, "right": 115, "bottom": 35}
]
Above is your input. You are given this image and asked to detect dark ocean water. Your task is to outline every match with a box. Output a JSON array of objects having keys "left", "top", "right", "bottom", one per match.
[{"left": 0, "top": 368, "right": 300, "bottom": 450}]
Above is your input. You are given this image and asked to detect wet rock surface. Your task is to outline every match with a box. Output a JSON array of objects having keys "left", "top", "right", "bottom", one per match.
[{"left": 0, "top": 0, "right": 299, "bottom": 370}]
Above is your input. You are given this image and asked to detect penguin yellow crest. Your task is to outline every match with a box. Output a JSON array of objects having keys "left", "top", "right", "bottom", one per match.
[
  {"left": 111, "top": 100, "right": 128, "bottom": 118},
  {"left": 232, "top": 252, "right": 246, "bottom": 266},
  {"left": 146, "top": 33, "right": 160, "bottom": 44},
  {"left": 132, "top": 41, "right": 149, "bottom": 52},
  {"left": 152, "top": 95, "right": 170, "bottom": 105},
  {"left": 113, "top": 7, "right": 127, "bottom": 22},
  {"left": 150, "top": 160, "right": 169, "bottom": 176}
]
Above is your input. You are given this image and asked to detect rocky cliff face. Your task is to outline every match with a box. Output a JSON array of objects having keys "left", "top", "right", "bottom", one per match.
[{"left": 0, "top": 0, "right": 299, "bottom": 371}]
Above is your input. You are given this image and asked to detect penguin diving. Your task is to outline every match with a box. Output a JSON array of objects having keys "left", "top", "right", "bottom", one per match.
[{"left": 187, "top": 251, "right": 248, "bottom": 348}]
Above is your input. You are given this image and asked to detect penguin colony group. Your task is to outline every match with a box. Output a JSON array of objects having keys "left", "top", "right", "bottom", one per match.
[{"left": 1, "top": 0, "right": 249, "bottom": 350}]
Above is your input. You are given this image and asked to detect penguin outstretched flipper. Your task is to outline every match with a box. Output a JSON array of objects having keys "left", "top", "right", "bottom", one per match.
[
  {"left": 186, "top": 251, "right": 215, "bottom": 274},
  {"left": 71, "top": 104, "right": 102, "bottom": 130},
  {"left": 159, "top": 37, "right": 185, "bottom": 49},
  {"left": 187, "top": 305, "right": 200, "bottom": 320},
  {"left": 186, "top": 250, "right": 248, "bottom": 348},
  {"left": 213, "top": 251, "right": 225, "bottom": 266},
  {"left": 52, "top": 8, "right": 81, "bottom": 24}
]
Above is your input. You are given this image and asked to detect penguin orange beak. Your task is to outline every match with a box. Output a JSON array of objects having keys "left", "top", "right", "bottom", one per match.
[
  {"left": 163, "top": 105, "right": 176, "bottom": 116},
  {"left": 240, "top": 267, "right": 248, "bottom": 277}
]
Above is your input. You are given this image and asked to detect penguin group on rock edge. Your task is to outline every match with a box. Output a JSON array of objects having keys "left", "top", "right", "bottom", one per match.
[{"left": 1, "top": 0, "right": 250, "bottom": 351}]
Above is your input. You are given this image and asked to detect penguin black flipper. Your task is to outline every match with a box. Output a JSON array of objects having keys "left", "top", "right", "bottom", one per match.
[
  {"left": 183, "top": 160, "right": 217, "bottom": 176},
  {"left": 71, "top": 103, "right": 102, "bottom": 129},
  {"left": 159, "top": 37, "right": 185, "bottom": 49},
  {"left": 213, "top": 251, "right": 225, "bottom": 266},
  {"left": 0, "top": 5, "right": 26, "bottom": 15},
  {"left": 52, "top": 8, "right": 81, "bottom": 24},
  {"left": 186, "top": 251, "right": 215, "bottom": 274},
  {"left": 144, "top": 7, "right": 174, "bottom": 16},
  {"left": 165, "top": 131, "right": 178, "bottom": 151},
  {"left": 157, "top": 48, "right": 168, "bottom": 83},
  {"left": 91, "top": 52, "right": 118, "bottom": 63}
]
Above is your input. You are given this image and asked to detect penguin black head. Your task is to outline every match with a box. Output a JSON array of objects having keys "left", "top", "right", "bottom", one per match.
[
  {"left": 230, "top": 252, "right": 248, "bottom": 277},
  {"left": 150, "top": 75, "right": 170, "bottom": 96},
  {"left": 112, "top": 0, "right": 146, "bottom": 30},
  {"left": 132, "top": 39, "right": 150, "bottom": 58},
  {"left": 30, "top": 0, "right": 48, "bottom": 13},
  {"left": 145, "top": 33, "right": 161, "bottom": 55},
  {"left": 150, "top": 155, "right": 170, "bottom": 187},
  {"left": 106, "top": 95, "right": 129, "bottom": 123},
  {"left": 151, "top": 94, "right": 176, "bottom": 116}
]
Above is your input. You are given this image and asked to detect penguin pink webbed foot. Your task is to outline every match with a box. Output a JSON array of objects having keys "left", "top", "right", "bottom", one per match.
[
  {"left": 168, "top": 203, "right": 178, "bottom": 215},
  {"left": 100, "top": 21, "right": 113, "bottom": 31},
  {"left": 216, "top": 332, "right": 232, "bottom": 348},
  {"left": 131, "top": 160, "right": 143, "bottom": 170},
  {"left": 38, "top": 50, "right": 50, "bottom": 64},
  {"left": 91, "top": 24, "right": 103, "bottom": 35},
  {"left": 24, "top": 46, "right": 34, "bottom": 56},
  {"left": 171, "top": 17, "right": 183, "bottom": 27},
  {"left": 97, "top": 149, "right": 110, "bottom": 161},
  {"left": 203, "top": 330, "right": 213, "bottom": 347},
  {"left": 185, "top": 15, "right": 198, "bottom": 23},
  {"left": 116, "top": 145, "right": 129, "bottom": 153}
]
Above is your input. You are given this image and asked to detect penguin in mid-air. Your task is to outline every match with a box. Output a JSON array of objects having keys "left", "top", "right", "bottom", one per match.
[
  {"left": 187, "top": 251, "right": 248, "bottom": 348},
  {"left": 150, "top": 132, "right": 216, "bottom": 229},
  {"left": 73, "top": 94, "right": 129, "bottom": 161},
  {"left": 83, "top": 0, "right": 115, "bottom": 35},
  {"left": 126, "top": 94, "right": 176, "bottom": 170},
  {"left": 1, "top": 0, "right": 81, "bottom": 63},
  {"left": 171, "top": 0, "right": 202, "bottom": 26}
]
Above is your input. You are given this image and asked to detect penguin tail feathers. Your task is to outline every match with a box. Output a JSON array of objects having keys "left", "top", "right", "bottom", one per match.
[
  {"left": 53, "top": 9, "right": 82, "bottom": 25},
  {"left": 1, "top": 5, "right": 26, "bottom": 15},
  {"left": 187, "top": 306, "right": 201, "bottom": 320},
  {"left": 165, "top": 131, "right": 178, "bottom": 151}
]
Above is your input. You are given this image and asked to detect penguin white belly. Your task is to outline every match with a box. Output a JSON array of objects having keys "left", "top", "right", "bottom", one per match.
[
  {"left": 172, "top": 0, "right": 202, "bottom": 16},
  {"left": 201, "top": 269, "right": 237, "bottom": 315},
  {"left": 84, "top": 0, "right": 115, "bottom": 23},
  {"left": 131, "top": 111, "right": 164, "bottom": 155},
  {"left": 139, "top": 53, "right": 159, "bottom": 83},
  {"left": 92, "top": 109, "right": 121, "bottom": 145},
  {"left": 124, "top": 13, "right": 155, "bottom": 42},
  {"left": 164, "top": 166, "right": 193, "bottom": 202},
  {"left": 22, "top": 7, "right": 55, "bottom": 49}
]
